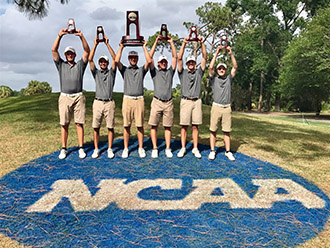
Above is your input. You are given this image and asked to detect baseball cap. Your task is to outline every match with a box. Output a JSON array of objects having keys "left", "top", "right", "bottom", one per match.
[
  {"left": 64, "top": 46, "right": 76, "bottom": 54},
  {"left": 98, "top": 55, "right": 109, "bottom": 62},
  {"left": 158, "top": 55, "right": 168, "bottom": 63},
  {"left": 217, "top": 63, "right": 227, "bottom": 69},
  {"left": 128, "top": 51, "right": 138, "bottom": 57},
  {"left": 186, "top": 55, "right": 196, "bottom": 64}
]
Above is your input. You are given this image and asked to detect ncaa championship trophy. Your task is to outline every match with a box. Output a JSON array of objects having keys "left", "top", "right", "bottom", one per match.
[
  {"left": 159, "top": 24, "right": 169, "bottom": 41},
  {"left": 97, "top": 26, "right": 105, "bottom": 43},
  {"left": 66, "top": 18, "right": 77, "bottom": 34},
  {"left": 220, "top": 33, "right": 228, "bottom": 48},
  {"left": 187, "top": 25, "right": 199, "bottom": 42},
  {"left": 122, "top": 11, "right": 144, "bottom": 46}
]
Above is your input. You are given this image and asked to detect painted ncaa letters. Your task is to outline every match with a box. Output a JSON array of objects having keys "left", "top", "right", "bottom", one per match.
[{"left": 0, "top": 139, "right": 329, "bottom": 247}]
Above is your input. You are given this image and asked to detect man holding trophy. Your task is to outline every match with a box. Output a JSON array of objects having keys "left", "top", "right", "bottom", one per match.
[
  {"left": 88, "top": 30, "right": 117, "bottom": 159},
  {"left": 208, "top": 44, "right": 237, "bottom": 161},
  {"left": 148, "top": 34, "right": 177, "bottom": 158},
  {"left": 52, "top": 24, "right": 90, "bottom": 160},
  {"left": 177, "top": 33, "right": 207, "bottom": 159}
]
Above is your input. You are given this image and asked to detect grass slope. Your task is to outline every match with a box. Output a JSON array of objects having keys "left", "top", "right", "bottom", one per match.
[{"left": 0, "top": 92, "right": 329, "bottom": 248}]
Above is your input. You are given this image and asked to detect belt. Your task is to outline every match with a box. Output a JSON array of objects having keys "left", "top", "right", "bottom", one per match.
[
  {"left": 213, "top": 102, "right": 231, "bottom": 108},
  {"left": 154, "top": 96, "right": 172, "bottom": 102},
  {"left": 182, "top": 96, "right": 199, "bottom": 101},
  {"left": 61, "top": 92, "right": 83, "bottom": 97},
  {"left": 124, "top": 95, "right": 144, "bottom": 100},
  {"left": 95, "top": 97, "right": 113, "bottom": 102}
]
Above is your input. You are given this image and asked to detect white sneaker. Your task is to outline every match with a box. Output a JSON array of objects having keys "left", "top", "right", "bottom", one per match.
[
  {"left": 78, "top": 148, "right": 86, "bottom": 159},
  {"left": 225, "top": 151, "right": 235, "bottom": 161},
  {"left": 165, "top": 149, "right": 173, "bottom": 158},
  {"left": 107, "top": 148, "right": 115, "bottom": 159},
  {"left": 138, "top": 148, "right": 146, "bottom": 158},
  {"left": 151, "top": 149, "right": 158, "bottom": 158},
  {"left": 177, "top": 148, "right": 186, "bottom": 158},
  {"left": 92, "top": 149, "right": 99, "bottom": 159},
  {"left": 122, "top": 148, "right": 129, "bottom": 159},
  {"left": 58, "top": 148, "right": 67, "bottom": 159},
  {"left": 192, "top": 148, "right": 202, "bottom": 159},
  {"left": 208, "top": 150, "right": 216, "bottom": 160}
]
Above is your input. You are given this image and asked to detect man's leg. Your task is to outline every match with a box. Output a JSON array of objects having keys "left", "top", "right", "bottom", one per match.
[
  {"left": 61, "top": 124, "right": 69, "bottom": 148},
  {"left": 192, "top": 124, "right": 199, "bottom": 149},
  {"left": 150, "top": 126, "right": 158, "bottom": 149},
  {"left": 93, "top": 128, "right": 100, "bottom": 150},
  {"left": 137, "top": 126, "right": 144, "bottom": 148},
  {"left": 224, "top": 132, "right": 231, "bottom": 152},
  {"left": 164, "top": 127, "right": 171, "bottom": 150},
  {"left": 210, "top": 131, "right": 217, "bottom": 151},
  {"left": 180, "top": 125, "right": 188, "bottom": 148},
  {"left": 123, "top": 126, "right": 130, "bottom": 149},
  {"left": 76, "top": 123, "right": 84, "bottom": 147},
  {"left": 108, "top": 128, "right": 114, "bottom": 149}
]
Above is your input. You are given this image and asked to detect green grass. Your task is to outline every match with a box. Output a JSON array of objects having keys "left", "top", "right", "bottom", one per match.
[{"left": 0, "top": 92, "right": 330, "bottom": 248}]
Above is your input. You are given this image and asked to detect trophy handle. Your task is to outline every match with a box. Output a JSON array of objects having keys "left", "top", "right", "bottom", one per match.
[{"left": 97, "top": 26, "right": 105, "bottom": 43}]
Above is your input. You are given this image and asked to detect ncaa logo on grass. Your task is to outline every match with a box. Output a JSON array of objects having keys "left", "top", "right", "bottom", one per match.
[{"left": 0, "top": 139, "right": 329, "bottom": 247}]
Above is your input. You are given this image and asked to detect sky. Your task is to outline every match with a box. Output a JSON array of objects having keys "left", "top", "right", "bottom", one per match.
[{"left": 0, "top": 0, "right": 226, "bottom": 93}]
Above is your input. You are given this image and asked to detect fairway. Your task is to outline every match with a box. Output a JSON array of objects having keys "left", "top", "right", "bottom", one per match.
[{"left": 0, "top": 92, "right": 329, "bottom": 247}]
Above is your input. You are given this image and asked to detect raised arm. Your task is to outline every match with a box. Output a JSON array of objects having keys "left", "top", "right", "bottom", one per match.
[
  {"left": 88, "top": 37, "right": 98, "bottom": 72},
  {"left": 169, "top": 37, "right": 177, "bottom": 71},
  {"left": 74, "top": 30, "right": 90, "bottom": 63},
  {"left": 52, "top": 29, "right": 67, "bottom": 62},
  {"left": 149, "top": 35, "right": 161, "bottom": 70},
  {"left": 143, "top": 40, "right": 152, "bottom": 71},
  {"left": 200, "top": 37, "right": 207, "bottom": 71},
  {"left": 178, "top": 37, "right": 189, "bottom": 73},
  {"left": 104, "top": 34, "right": 116, "bottom": 70},
  {"left": 227, "top": 46, "right": 237, "bottom": 78},
  {"left": 209, "top": 46, "right": 221, "bottom": 78},
  {"left": 115, "top": 40, "right": 124, "bottom": 71}
]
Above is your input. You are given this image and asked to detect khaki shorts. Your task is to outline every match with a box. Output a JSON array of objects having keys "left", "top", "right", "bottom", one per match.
[
  {"left": 209, "top": 104, "right": 232, "bottom": 133},
  {"left": 92, "top": 99, "right": 115, "bottom": 129},
  {"left": 148, "top": 98, "right": 174, "bottom": 127},
  {"left": 122, "top": 97, "right": 145, "bottom": 127},
  {"left": 58, "top": 94, "right": 86, "bottom": 126},
  {"left": 180, "top": 98, "right": 202, "bottom": 126}
]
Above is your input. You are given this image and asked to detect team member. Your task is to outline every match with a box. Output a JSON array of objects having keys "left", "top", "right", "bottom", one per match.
[
  {"left": 115, "top": 40, "right": 152, "bottom": 158},
  {"left": 89, "top": 34, "right": 117, "bottom": 159},
  {"left": 52, "top": 28, "right": 90, "bottom": 159},
  {"left": 208, "top": 45, "right": 237, "bottom": 161},
  {"left": 148, "top": 35, "right": 177, "bottom": 158},
  {"left": 177, "top": 36, "right": 207, "bottom": 158}
]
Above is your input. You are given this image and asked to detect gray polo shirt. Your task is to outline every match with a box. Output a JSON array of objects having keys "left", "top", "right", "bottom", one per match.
[
  {"left": 91, "top": 67, "right": 116, "bottom": 99},
  {"left": 210, "top": 74, "right": 233, "bottom": 104},
  {"left": 119, "top": 65, "right": 147, "bottom": 96},
  {"left": 150, "top": 67, "right": 175, "bottom": 100},
  {"left": 178, "top": 67, "right": 204, "bottom": 98},
  {"left": 54, "top": 58, "right": 87, "bottom": 94}
]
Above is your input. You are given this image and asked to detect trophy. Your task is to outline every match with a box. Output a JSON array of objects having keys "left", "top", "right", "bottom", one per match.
[
  {"left": 220, "top": 33, "right": 228, "bottom": 48},
  {"left": 159, "top": 24, "right": 169, "bottom": 41},
  {"left": 187, "top": 25, "right": 199, "bottom": 42},
  {"left": 97, "top": 26, "right": 105, "bottom": 43},
  {"left": 67, "top": 18, "right": 77, "bottom": 34},
  {"left": 122, "top": 11, "right": 144, "bottom": 46}
]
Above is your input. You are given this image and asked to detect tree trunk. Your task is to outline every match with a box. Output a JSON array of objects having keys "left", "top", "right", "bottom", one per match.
[
  {"left": 248, "top": 82, "right": 253, "bottom": 110},
  {"left": 257, "top": 39, "right": 264, "bottom": 112}
]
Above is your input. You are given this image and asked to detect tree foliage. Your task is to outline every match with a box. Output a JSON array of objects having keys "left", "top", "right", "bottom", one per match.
[
  {"left": 0, "top": 85, "right": 14, "bottom": 98},
  {"left": 280, "top": 7, "right": 330, "bottom": 113},
  {"left": 23, "top": 80, "right": 52, "bottom": 95},
  {"left": 8, "top": 0, "right": 69, "bottom": 19}
]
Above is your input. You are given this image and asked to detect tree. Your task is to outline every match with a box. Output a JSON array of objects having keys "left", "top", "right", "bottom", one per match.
[
  {"left": 226, "top": 0, "right": 330, "bottom": 111},
  {"left": 7, "top": 0, "right": 69, "bottom": 19},
  {"left": 23, "top": 80, "right": 52, "bottom": 95},
  {"left": 0, "top": 85, "right": 14, "bottom": 98},
  {"left": 279, "top": 7, "right": 330, "bottom": 114}
]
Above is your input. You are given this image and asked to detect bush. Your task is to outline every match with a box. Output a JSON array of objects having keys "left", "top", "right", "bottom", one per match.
[
  {"left": 23, "top": 80, "right": 52, "bottom": 95},
  {"left": 0, "top": 85, "right": 14, "bottom": 98}
]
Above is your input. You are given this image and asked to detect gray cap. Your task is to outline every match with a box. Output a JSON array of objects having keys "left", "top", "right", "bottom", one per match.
[
  {"left": 128, "top": 51, "right": 138, "bottom": 57},
  {"left": 186, "top": 55, "right": 196, "bottom": 64}
]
